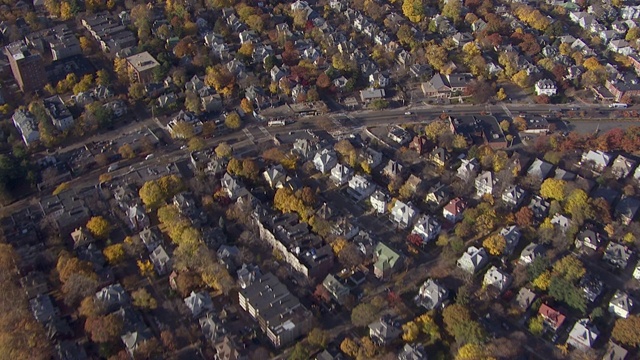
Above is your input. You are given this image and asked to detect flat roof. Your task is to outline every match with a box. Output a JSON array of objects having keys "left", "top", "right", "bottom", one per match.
[{"left": 126, "top": 51, "right": 160, "bottom": 72}]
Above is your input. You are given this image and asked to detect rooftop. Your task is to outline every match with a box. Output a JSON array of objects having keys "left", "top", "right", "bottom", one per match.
[{"left": 126, "top": 51, "right": 160, "bottom": 72}]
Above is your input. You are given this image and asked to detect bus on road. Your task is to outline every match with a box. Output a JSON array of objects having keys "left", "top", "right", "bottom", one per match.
[{"left": 609, "top": 103, "right": 628, "bottom": 108}]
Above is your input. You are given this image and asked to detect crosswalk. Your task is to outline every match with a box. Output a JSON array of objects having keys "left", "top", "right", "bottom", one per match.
[
  {"left": 242, "top": 128, "right": 255, "bottom": 144},
  {"left": 501, "top": 104, "right": 513, "bottom": 118},
  {"left": 257, "top": 126, "right": 271, "bottom": 137}
]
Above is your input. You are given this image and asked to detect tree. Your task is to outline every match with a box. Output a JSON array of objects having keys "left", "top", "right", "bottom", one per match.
[
  {"left": 351, "top": 303, "right": 379, "bottom": 327},
  {"left": 402, "top": 321, "right": 419, "bottom": 342},
  {"left": 552, "top": 256, "right": 585, "bottom": 282},
  {"left": 456, "top": 343, "right": 486, "bottom": 360},
  {"left": 103, "top": 244, "right": 125, "bottom": 264},
  {"left": 424, "top": 120, "right": 451, "bottom": 142},
  {"left": 170, "top": 121, "right": 195, "bottom": 139},
  {"left": 549, "top": 277, "right": 586, "bottom": 313},
  {"left": 238, "top": 42, "right": 255, "bottom": 58},
  {"left": 443, "top": 0, "right": 462, "bottom": 24},
  {"left": 118, "top": 144, "right": 136, "bottom": 159},
  {"left": 626, "top": 27, "right": 640, "bottom": 42},
  {"left": 515, "top": 207, "right": 534, "bottom": 227},
  {"left": 85, "top": 313, "right": 123, "bottom": 343},
  {"left": 240, "top": 98, "right": 254, "bottom": 114},
  {"left": 160, "top": 330, "right": 177, "bottom": 351},
  {"left": 316, "top": 73, "right": 331, "bottom": 89},
  {"left": 612, "top": 315, "right": 640, "bottom": 348},
  {"left": 184, "top": 91, "right": 201, "bottom": 115},
  {"left": 86, "top": 216, "right": 111, "bottom": 239},
  {"left": 79, "top": 36, "right": 94, "bottom": 55},
  {"left": 370, "top": 99, "right": 389, "bottom": 110},
  {"left": 528, "top": 315, "right": 544, "bottom": 336},
  {"left": 338, "top": 243, "right": 364, "bottom": 269},
  {"left": 60, "top": 1, "right": 74, "bottom": 20},
  {"left": 540, "top": 178, "right": 566, "bottom": 201},
  {"left": 443, "top": 304, "right": 485, "bottom": 345},
  {"left": 564, "top": 189, "right": 590, "bottom": 220},
  {"left": 139, "top": 180, "right": 164, "bottom": 209},
  {"left": 128, "top": 83, "right": 145, "bottom": 100},
  {"left": 497, "top": 88, "right": 507, "bottom": 101},
  {"left": 205, "top": 65, "right": 235, "bottom": 97},
  {"left": 132, "top": 288, "right": 157, "bottom": 310},
  {"left": 533, "top": 270, "right": 551, "bottom": 291},
  {"left": 53, "top": 182, "right": 70, "bottom": 195},
  {"left": 500, "top": 120, "right": 511, "bottom": 133},
  {"left": 483, "top": 234, "right": 506, "bottom": 256},
  {"left": 425, "top": 44, "right": 448, "bottom": 71},
  {"left": 513, "top": 116, "right": 528, "bottom": 131},
  {"left": 137, "top": 260, "right": 155, "bottom": 277},
  {"left": 215, "top": 142, "right": 232, "bottom": 158},
  {"left": 225, "top": 112, "right": 242, "bottom": 129},
  {"left": 512, "top": 70, "right": 531, "bottom": 88},
  {"left": 402, "top": 0, "right": 426, "bottom": 22},
  {"left": 340, "top": 338, "right": 359, "bottom": 358},
  {"left": 288, "top": 343, "right": 309, "bottom": 360},
  {"left": 307, "top": 328, "right": 329, "bottom": 349},
  {"left": 188, "top": 137, "right": 206, "bottom": 152}
]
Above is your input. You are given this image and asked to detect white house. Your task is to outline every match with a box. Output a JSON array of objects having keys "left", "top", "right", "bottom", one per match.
[
  {"left": 330, "top": 163, "right": 353, "bottom": 186},
  {"left": 370, "top": 190, "right": 388, "bottom": 214},
  {"left": 12, "top": 109, "right": 39, "bottom": 146},
  {"left": 634, "top": 261, "right": 640, "bottom": 280},
  {"left": 390, "top": 200, "right": 418, "bottom": 229},
  {"left": 457, "top": 246, "right": 488, "bottom": 274},
  {"left": 442, "top": 197, "right": 466, "bottom": 223},
  {"left": 483, "top": 266, "right": 512, "bottom": 293},
  {"left": 581, "top": 150, "right": 612, "bottom": 171},
  {"left": 609, "top": 290, "right": 633, "bottom": 318},
  {"left": 415, "top": 279, "right": 449, "bottom": 310},
  {"left": 457, "top": 158, "right": 479, "bottom": 181},
  {"left": 411, "top": 215, "right": 441, "bottom": 244},
  {"left": 567, "top": 319, "right": 599, "bottom": 351},
  {"left": 184, "top": 291, "right": 213, "bottom": 318},
  {"left": 534, "top": 79, "right": 557, "bottom": 96},
  {"left": 313, "top": 149, "right": 338, "bottom": 174},
  {"left": 348, "top": 175, "right": 375, "bottom": 201},
  {"left": 519, "top": 243, "right": 544, "bottom": 264},
  {"left": 475, "top": 171, "right": 495, "bottom": 197}
]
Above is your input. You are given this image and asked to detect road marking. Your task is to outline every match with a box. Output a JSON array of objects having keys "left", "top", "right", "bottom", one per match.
[
  {"left": 242, "top": 128, "right": 255, "bottom": 144},
  {"left": 257, "top": 126, "right": 270, "bottom": 137},
  {"left": 501, "top": 104, "right": 514, "bottom": 118}
]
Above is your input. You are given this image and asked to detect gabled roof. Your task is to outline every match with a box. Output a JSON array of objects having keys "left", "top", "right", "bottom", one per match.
[
  {"left": 568, "top": 318, "right": 599, "bottom": 349},
  {"left": 539, "top": 303, "right": 566, "bottom": 329},
  {"left": 374, "top": 243, "right": 401, "bottom": 271},
  {"left": 516, "top": 287, "right": 537, "bottom": 309},
  {"left": 527, "top": 158, "right": 554, "bottom": 179}
]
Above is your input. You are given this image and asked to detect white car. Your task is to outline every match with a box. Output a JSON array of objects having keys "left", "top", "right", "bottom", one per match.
[{"left": 404, "top": 111, "right": 412, "bottom": 115}]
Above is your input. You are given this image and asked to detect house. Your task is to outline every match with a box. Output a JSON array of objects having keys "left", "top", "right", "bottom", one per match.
[
  {"left": 603, "top": 242, "right": 633, "bottom": 270},
  {"left": 457, "top": 246, "right": 488, "bottom": 274},
  {"left": 615, "top": 197, "right": 640, "bottom": 225},
  {"left": 539, "top": 304, "right": 566, "bottom": 331},
  {"left": 500, "top": 226, "right": 522, "bottom": 256},
  {"left": 214, "top": 336, "right": 249, "bottom": 360},
  {"left": 127, "top": 204, "right": 149, "bottom": 231},
  {"left": 125, "top": 51, "right": 159, "bottom": 84},
  {"left": 360, "top": 88, "right": 386, "bottom": 103},
  {"left": 199, "top": 312, "right": 223, "bottom": 344},
  {"left": 398, "top": 343, "right": 427, "bottom": 360},
  {"left": 149, "top": 245, "right": 172, "bottom": 275},
  {"left": 322, "top": 274, "right": 350, "bottom": 305},
  {"left": 369, "top": 71, "right": 390, "bottom": 88},
  {"left": 361, "top": 147, "right": 383, "bottom": 169},
  {"left": 44, "top": 95, "right": 74, "bottom": 131},
  {"left": 121, "top": 327, "right": 153, "bottom": 357},
  {"left": 576, "top": 224, "right": 605, "bottom": 251},
  {"left": 29, "top": 294, "right": 58, "bottom": 323},
  {"left": 421, "top": 73, "right": 471, "bottom": 98},
  {"left": 330, "top": 164, "right": 353, "bottom": 186},
  {"left": 139, "top": 227, "right": 161, "bottom": 252},
  {"left": 457, "top": 158, "right": 479, "bottom": 181},
  {"left": 404, "top": 175, "right": 422, "bottom": 194},
  {"left": 634, "top": 261, "right": 640, "bottom": 280},
  {"left": 71, "top": 227, "right": 95, "bottom": 249},
  {"left": 515, "top": 287, "right": 537, "bottom": 310},
  {"left": 529, "top": 195, "right": 550, "bottom": 220},
  {"left": 609, "top": 290, "right": 633, "bottom": 318},
  {"left": 425, "top": 182, "right": 451, "bottom": 208},
  {"left": 348, "top": 175, "right": 375, "bottom": 201},
  {"left": 409, "top": 136, "right": 431, "bottom": 155},
  {"left": 534, "top": 79, "right": 557, "bottom": 96},
  {"left": 382, "top": 159, "right": 404, "bottom": 179},
  {"left": 292, "top": 138, "right": 319, "bottom": 160},
  {"left": 443, "top": 197, "right": 466, "bottom": 223},
  {"left": 263, "top": 165, "right": 287, "bottom": 189},
  {"left": 568, "top": 319, "right": 599, "bottom": 351},
  {"left": 449, "top": 115, "right": 507, "bottom": 149},
  {"left": 370, "top": 190, "right": 389, "bottom": 214},
  {"left": 551, "top": 213, "right": 571, "bottom": 232},
  {"left": 388, "top": 126, "right": 411, "bottom": 145},
  {"left": 390, "top": 200, "right": 418, "bottom": 229},
  {"left": 428, "top": 147, "right": 449, "bottom": 167},
  {"left": 313, "top": 149, "right": 338, "bottom": 174},
  {"left": 369, "top": 316, "right": 401, "bottom": 345},
  {"left": 411, "top": 215, "right": 441, "bottom": 245},
  {"left": 201, "top": 94, "right": 222, "bottom": 113},
  {"left": 520, "top": 243, "right": 544, "bottom": 265},
  {"left": 483, "top": 266, "right": 512, "bottom": 293},
  {"left": 415, "top": 279, "right": 449, "bottom": 310},
  {"left": 581, "top": 274, "right": 604, "bottom": 303},
  {"left": 12, "top": 109, "right": 39, "bottom": 146},
  {"left": 95, "top": 283, "right": 129, "bottom": 312},
  {"left": 184, "top": 291, "right": 213, "bottom": 318},
  {"left": 527, "top": 159, "right": 554, "bottom": 179},
  {"left": 611, "top": 155, "right": 637, "bottom": 179},
  {"left": 603, "top": 341, "right": 628, "bottom": 360},
  {"left": 475, "top": 171, "right": 495, "bottom": 197},
  {"left": 581, "top": 150, "right": 612, "bottom": 172},
  {"left": 373, "top": 242, "right": 402, "bottom": 279},
  {"left": 609, "top": 39, "right": 633, "bottom": 55},
  {"left": 221, "top": 173, "right": 247, "bottom": 200},
  {"left": 502, "top": 185, "right": 527, "bottom": 209}
]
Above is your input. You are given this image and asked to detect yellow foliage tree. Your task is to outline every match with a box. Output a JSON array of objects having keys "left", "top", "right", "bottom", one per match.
[
  {"left": 402, "top": 321, "right": 419, "bottom": 342},
  {"left": 103, "top": 244, "right": 125, "bottom": 265},
  {"left": 118, "top": 144, "right": 136, "bottom": 159},
  {"left": 53, "top": 182, "right": 70, "bottom": 195},
  {"left": 456, "top": 343, "right": 486, "bottom": 360},
  {"left": 497, "top": 88, "right": 507, "bottom": 101},
  {"left": 540, "top": 178, "right": 566, "bottom": 201},
  {"left": 137, "top": 260, "right": 155, "bottom": 277},
  {"left": 402, "top": 0, "right": 426, "bottom": 23},
  {"left": 86, "top": 216, "right": 111, "bottom": 239},
  {"left": 331, "top": 238, "right": 348, "bottom": 255},
  {"left": 483, "top": 234, "right": 506, "bottom": 256}
]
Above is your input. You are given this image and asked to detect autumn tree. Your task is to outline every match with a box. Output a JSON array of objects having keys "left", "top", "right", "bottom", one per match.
[
  {"left": 188, "top": 137, "right": 206, "bottom": 152},
  {"left": 340, "top": 338, "right": 359, "bottom": 358},
  {"left": 443, "top": 0, "right": 462, "bottom": 25},
  {"left": 132, "top": 288, "right": 158, "bottom": 310},
  {"left": 240, "top": 98, "right": 254, "bottom": 114},
  {"left": 118, "top": 143, "right": 136, "bottom": 159},
  {"left": 612, "top": 315, "right": 640, "bottom": 348},
  {"left": 351, "top": 303, "right": 379, "bottom": 327},
  {"left": 425, "top": 44, "right": 448, "bottom": 71},
  {"left": 225, "top": 112, "right": 242, "bottom": 129},
  {"left": 86, "top": 216, "right": 112, "bottom": 239},
  {"left": 514, "top": 206, "right": 534, "bottom": 227},
  {"left": 540, "top": 178, "right": 566, "bottom": 201},
  {"left": 402, "top": 0, "right": 426, "bottom": 22},
  {"left": 497, "top": 88, "right": 507, "bottom": 101},
  {"left": 85, "top": 313, "right": 123, "bottom": 343},
  {"left": 456, "top": 343, "right": 486, "bottom": 360},
  {"left": 215, "top": 142, "right": 233, "bottom": 158},
  {"left": 402, "top": 321, "right": 420, "bottom": 342},
  {"left": 103, "top": 243, "right": 125, "bottom": 265},
  {"left": 443, "top": 304, "right": 485, "bottom": 345},
  {"left": 483, "top": 233, "right": 506, "bottom": 256},
  {"left": 552, "top": 255, "right": 585, "bottom": 283},
  {"left": 307, "top": 328, "right": 330, "bottom": 349},
  {"left": 205, "top": 65, "right": 235, "bottom": 97}
]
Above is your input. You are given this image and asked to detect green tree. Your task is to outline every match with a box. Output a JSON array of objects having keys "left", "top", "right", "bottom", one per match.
[
  {"left": 215, "top": 142, "right": 232, "bottom": 158},
  {"left": 132, "top": 288, "right": 158, "bottom": 310},
  {"left": 86, "top": 216, "right": 111, "bottom": 239},
  {"left": 442, "top": 0, "right": 462, "bottom": 24},
  {"left": 307, "top": 328, "right": 329, "bottom": 349},
  {"left": 288, "top": 343, "right": 309, "bottom": 360},
  {"left": 170, "top": 121, "right": 195, "bottom": 139},
  {"left": 564, "top": 189, "right": 591, "bottom": 220},
  {"left": 552, "top": 256, "right": 585, "bottom": 282},
  {"left": 139, "top": 180, "right": 165, "bottom": 209},
  {"left": 184, "top": 91, "right": 201, "bottom": 115},
  {"left": 548, "top": 277, "right": 586, "bottom": 313},
  {"left": 128, "top": 83, "right": 145, "bottom": 100},
  {"left": 351, "top": 303, "right": 379, "bottom": 327},
  {"left": 528, "top": 315, "right": 544, "bottom": 336}
]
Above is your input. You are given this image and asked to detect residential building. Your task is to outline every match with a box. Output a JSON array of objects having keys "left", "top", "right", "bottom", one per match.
[
  {"left": 534, "top": 79, "right": 557, "bottom": 96},
  {"left": 139, "top": 227, "right": 161, "bottom": 252},
  {"left": 415, "top": 279, "right": 449, "bottom": 310},
  {"left": 398, "top": 343, "right": 427, "bottom": 360},
  {"left": 12, "top": 109, "right": 39, "bottom": 146},
  {"left": 457, "top": 246, "right": 488, "bottom": 274},
  {"left": 368, "top": 316, "right": 401, "bottom": 345},
  {"left": 238, "top": 273, "right": 312, "bottom": 348},
  {"left": 611, "top": 155, "right": 637, "bottom": 179},
  {"left": 443, "top": 197, "right": 466, "bottom": 223},
  {"left": 361, "top": 147, "right": 383, "bottom": 168},
  {"left": 539, "top": 304, "right": 566, "bottom": 331},
  {"left": 126, "top": 52, "right": 160, "bottom": 84},
  {"left": 581, "top": 274, "right": 604, "bottom": 303},
  {"left": 221, "top": 173, "right": 247, "bottom": 200},
  {"left": 390, "top": 200, "right": 418, "bottom": 229},
  {"left": 322, "top": 274, "right": 350, "bottom": 305},
  {"left": 606, "top": 78, "right": 640, "bottom": 101},
  {"left": 425, "top": 182, "right": 451, "bottom": 208},
  {"left": 529, "top": 195, "right": 550, "bottom": 220},
  {"left": 457, "top": 158, "right": 480, "bottom": 181},
  {"left": 502, "top": 185, "right": 527, "bottom": 209},
  {"left": 369, "top": 190, "right": 388, "bottom": 214},
  {"left": 347, "top": 175, "right": 375, "bottom": 201},
  {"left": 515, "top": 287, "right": 537, "bottom": 310},
  {"left": 581, "top": 150, "right": 612, "bottom": 171},
  {"left": 44, "top": 95, "right": 74, "bottom": 131},
  {"left": 382, "top": 159, "right": 404, "bottom": 179},
  {"left": 4, "top": 41, "right": 46, "bottom": 93},
  {"left": 603, "top": 341, "right": 628, "bottom": 360},
  {"left": 428, "top": 147, "right": 449, "bottom": 167},
  {"left": 615, "top": 197, "right": 640, "bottom": 225},
  {"left": 313, "top": 149, "right": 338, "bottom": 174},
  {"left": 421, "top": 73, "right": 471, "bottom": 98},
  {"left": 411, "top": 215, "right": 441, "bottom": 244},
  {"left": 609, "top": 290, "right": 633, "bottom": 318},
  {"left": 567, "top": 319, "right": 599, "bottom": 351},
  {"left": 576, "top": 224, "right": 605, "bottom": 251},
  {"left": 475, "top": 171, "right": 495, "bottom": 197},
  {"left": 449, "top": 115, "right": 507, "bottom": 149},
  {"left": 95, "top": 283, "right": 129, "bottom": 312},
  {"left": 29, "top": 294, "right": 58, "bottom": 323},
  {"left": 373, "top": 242, "right": 402, "bottom": 279},
  {"left": 527, "top": 158, "right": 554, "bottom": 179},
  {"left": 500, "top": 226, "right": 522, "bottom": 256},
  {"left": 603, "top": 242, "right": 633, "bottom": 270},
  {"left": 330, "top": 163, "right": 353, "bottom": 186},
  {"left": 483, "top": 266, "right": 512, "bottom": 293},
  {"left": 360, "top": 88, "right": 385, "bottom": 103},
  {"left": 71, "top": 227, "right": 95, "bottom": 249},
  {"left": 634, "top": 261, "right": 640, "bottom": 280},
  {"left": 126, "top": 204, "right": 148, "bottom": 231},
  {"left": 149, "top": 245, "right": 172, "bottom": 275},
  {"left": 388, "top": 126, "right": 411, "bottom": 145},
  {"left": 184, "top": 291, "right": 213, "bottom": 318},
  {"left": 520, "top": 243, "right": 544, "bottom": 265}
]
